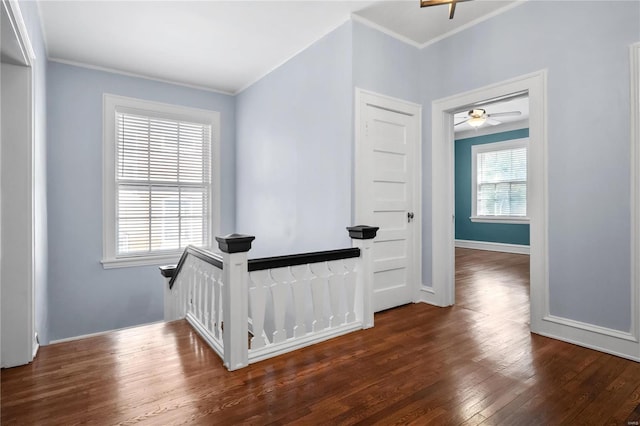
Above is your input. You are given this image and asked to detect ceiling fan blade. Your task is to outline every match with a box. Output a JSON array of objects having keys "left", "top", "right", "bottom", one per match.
[
  {"left": 448, "top": 1, "right": 456, "bottom": 19},
  {"left": 420, "top": 0, "right": 473, "bottom": 7},
  {"left": 487, "top": 111, "right": 522, "bottom": 118},
  {"left": 419, "top": 0, "right": 473, "bottom": 19},
  {"left": 454, "top": 119, "right": 469, "bottom": 126},
  {"left": 420, "top": 0, "right": 456, "bottom": 7},
  {"left": 486, "top": 118, "right": 501, "bottom": 126}
]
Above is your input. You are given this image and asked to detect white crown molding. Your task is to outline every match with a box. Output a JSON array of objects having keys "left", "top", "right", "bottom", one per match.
[
  {"left": 420, "top": 0, "right": 528, "bottom": 50},
  {"left": 5, "top": 0, "right": 36, "bottom": 62},
  {"left": 36, "top": 1, "right": 527, "bottom": 96},
  {"left": 350, "top": 13, "right": 422, "bottom": 49},
  {"left": 48, "top": 57, "right": 235, "bottom": 96}
]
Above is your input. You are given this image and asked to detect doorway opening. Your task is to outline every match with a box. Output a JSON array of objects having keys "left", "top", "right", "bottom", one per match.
[
  {"left": 453, "top": 94, "right": 531, "bottom": 325},
  {"left": 430, "top": 71, "right": 547, "bottom": 335}
]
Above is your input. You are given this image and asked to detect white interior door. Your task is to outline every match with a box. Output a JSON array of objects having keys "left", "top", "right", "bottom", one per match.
[{"left": 355, "top": 89, "right": 421, "bottom": 312}]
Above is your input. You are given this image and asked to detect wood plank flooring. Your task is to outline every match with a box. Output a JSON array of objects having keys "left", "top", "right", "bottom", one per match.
[
  {"left": 455, "top": 247, "right": 530, "bottom": 325},
  {"left": 3, "top": 248, "right": 640, "bottom": 425}
]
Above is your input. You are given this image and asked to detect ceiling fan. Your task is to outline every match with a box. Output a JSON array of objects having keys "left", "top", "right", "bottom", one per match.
[
  {"left": 420, "top": 0, "right": 473, "bottom": 19},
  {"left": 454, "top": 108, "right": 522, "bottom": 129}
]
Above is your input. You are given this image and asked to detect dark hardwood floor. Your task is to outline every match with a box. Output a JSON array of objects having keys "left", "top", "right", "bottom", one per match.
[
  {"left": 455, "top": 247, "right": 530, "bottom": 325},
  {"left": 3, "top": 248, "right": 640, "bottom": 425}
]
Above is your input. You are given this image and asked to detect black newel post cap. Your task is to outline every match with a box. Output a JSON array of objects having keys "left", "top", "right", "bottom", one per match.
[
  {"left": 159, "top": 265, "right": 177, "bottom": 278},
  {"left": 215, "top": 234, "right": 256, "bottom": 253},
  {"left": 347, "top": 225, "right": 379, "bottom": 240}
]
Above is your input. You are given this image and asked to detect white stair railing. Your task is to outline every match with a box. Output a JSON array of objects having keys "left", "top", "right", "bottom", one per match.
[
  {"left": 160, "top": 246, "right": 227, "bottom": 361},
  {"left": 161, "top": 226, "right": 378, "bottom": 371}
]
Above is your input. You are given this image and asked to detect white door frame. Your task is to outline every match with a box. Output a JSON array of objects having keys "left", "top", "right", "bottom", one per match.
[
  {"left": 630, "top": 42, "right": 640, "bottom": 355},
  {"left": 429, "top": 71, "right": 548, "bottom": 334},
  {"left": 1, "top": 0, "right": 37, "bottom": 367},
  {"left": 354, "top": 88, "right": 422, "bottom": 305}
]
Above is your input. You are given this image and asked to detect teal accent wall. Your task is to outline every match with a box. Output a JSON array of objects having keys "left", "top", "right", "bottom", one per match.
[{"left": 455, "top": 128, "right": 530, "bottom": 245}]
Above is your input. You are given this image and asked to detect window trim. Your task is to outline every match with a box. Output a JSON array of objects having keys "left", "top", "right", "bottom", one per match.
[
  {"left": 102, "top": 94, "right": 221, "bottom": 269},
  {"left": 470, "top": 137, "right": 529, "bottom": 225}
]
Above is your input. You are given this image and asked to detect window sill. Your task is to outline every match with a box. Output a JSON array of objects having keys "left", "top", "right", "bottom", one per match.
[
  {"left": 101, "top": 254, "right": 181, "bottom": 269},
  {"left": 469, "top": 216, "right": 530, "bottom": 225}
]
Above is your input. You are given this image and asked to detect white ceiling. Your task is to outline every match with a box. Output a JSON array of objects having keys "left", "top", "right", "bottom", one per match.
[
  {"left": 37, "top": 0, "right": 522, "bottom": 94},
  {"left": 354, "top": 0, "right": 518, "bottom": 46}
]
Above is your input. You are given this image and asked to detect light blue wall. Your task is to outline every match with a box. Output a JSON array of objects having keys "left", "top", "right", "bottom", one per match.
[
  {"left": 455, "top": 128, "right": 530, "bottom": 245},
  {"left": 235, "top": 21, "right": 420, "bottom": 258},
  {"left": 19, "top": 1, "right": 49, "bottom": 344},
  {"left": 420, "top": 1, "right": 639, "bottom": 332},
  {"left": 235, "top": 22, "right": 353, "bottom": 257},
  {"left": 47, "top": 62, "right": 236, "bottom": 341},
  {"left": 352, "top": 21, "right": 420, "bottom": 103},
  {"left": 44, "top": 18, "right": 422, "bottom": 342},
  {"left": 36, "top": 0, "right": 640, "bottom": 341}
]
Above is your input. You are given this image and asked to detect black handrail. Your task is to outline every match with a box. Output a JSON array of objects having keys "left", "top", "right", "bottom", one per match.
[
  {"left": 162, "top": 246, "right": 362, "bottom": 288},
  {"left": 248, "top": 248, "right": 360, "bottom": 272},
  {"left": 161, "top": 245, "right": 223, "bottom": 289}
]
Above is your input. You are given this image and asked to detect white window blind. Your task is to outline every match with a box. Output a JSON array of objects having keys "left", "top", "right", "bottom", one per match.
[
  {"left": 115, "top": 111, "right": 211, "bottom": 256},
  {"left": 473, "top": 140, "right": 527, "bottom": 219}
]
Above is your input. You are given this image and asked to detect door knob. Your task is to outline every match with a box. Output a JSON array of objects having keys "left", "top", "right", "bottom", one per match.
[{"left": 407, "top": 212, "right": 415, "bottom": 222}]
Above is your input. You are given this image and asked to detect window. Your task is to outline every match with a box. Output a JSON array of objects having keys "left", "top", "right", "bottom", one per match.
[
  {"left": 471, "top": 138, "right": 529, "bottom": 224},
  {"left": 102, "top": 94, "right": 220, "bottom": 268}
]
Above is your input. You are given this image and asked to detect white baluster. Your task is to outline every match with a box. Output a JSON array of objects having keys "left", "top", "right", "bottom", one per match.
[
  {"left": 191, "top": 263, "right": 197, "bottom": 315},
  {"left": 171, "top": 277, "right": 178, "bottom": 320},
  {"left": 197, "top": 266, "right": 204, "bottom": 323},
  {"left": 248, "top": 270, "right": 269, "bottom": 349},
  {"left": 269, "top": 268, "right": 290, "bottom": 344},
  {"left": 200, "top": 266, "right": 207, "bottom": 325},
  {"left": 203, "top": 270, "right": 211, "bottom": 333},
  {"left": 177, "top": 266, "right": 184, "bottom": 317},
  {"left": 177, "top": 258, "right": 190, "bottom": 319},
  {"left": 163, "top": 273, "right": 175, "bottom": 322},
  {"left": 327, "top": 260, "right": 346, "bottom": 327},
  {"left": 176, "top": 274, "right": 183, "bottom": 319},
  {"left": 186, "top": 263, "right": 194, "bottom": 315},
  {"left": 343, "top": 257, "right": 358, "bottom": 323},
  {"left": 194, "top": 262, "right": 200, "bottom": 320},
  {"left": 177, "top": 270, "right": 184, "bottom": 318},
  {"left": 209, "top": 269, "right": 216, "bottom": 333},
  {"left": 309, "top": 262, "right": 329, "bottom": 332},
  {"left": 290, "top": 264, "right": 309, "bottom": 338},
  {"left": 215, "top": 268, "right": 223, "bottom": 340}
]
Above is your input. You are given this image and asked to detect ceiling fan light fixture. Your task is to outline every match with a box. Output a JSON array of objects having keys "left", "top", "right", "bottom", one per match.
[{"left": 468, "top": 116, "right": 486, "bottom": 128}]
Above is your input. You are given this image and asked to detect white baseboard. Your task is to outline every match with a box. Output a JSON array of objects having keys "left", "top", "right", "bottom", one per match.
[
  {"left": 418, "top": 290, "right": 640, "bottom": 361},
  {"left": 49, "top": 320, "right": 164, "bottom": 345},
  {"left": 419, "top": 286, "right": 450, "bottom": 307},
  {"left": 455, "top": 239, "right": 530, "bottom": 255},
  {"left": 535, "top": 315, "right": 640, "bottom": 362}
]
